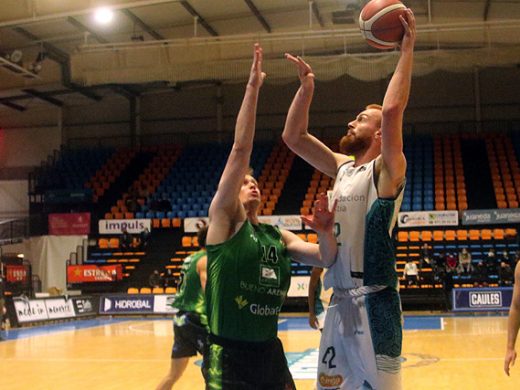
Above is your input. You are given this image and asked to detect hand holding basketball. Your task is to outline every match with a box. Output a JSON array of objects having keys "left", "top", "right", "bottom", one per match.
[
  {"left": 359, "top": 0, "right": 413, "bottom": 50},
  {"left": 399, "top": 8, "right": 416, "bottom": 52}
]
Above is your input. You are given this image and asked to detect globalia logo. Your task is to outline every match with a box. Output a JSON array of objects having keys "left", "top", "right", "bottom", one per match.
[
  {"left": 400, "top": 214, "right": 409, "bottom": 224},
  {"left": 234, "top": 296, "right": 248, "bottom": 309}
]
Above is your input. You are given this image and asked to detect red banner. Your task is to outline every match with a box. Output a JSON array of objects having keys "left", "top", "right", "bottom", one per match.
[
  {"left": 6, "top": 265, "right": 28, "bottom": 283},
  {"left": 49, "top": 213, "right": 91, "bottom": 235},
  {"left": 67, "top": 265, "right": 122, "bottom": 283}
]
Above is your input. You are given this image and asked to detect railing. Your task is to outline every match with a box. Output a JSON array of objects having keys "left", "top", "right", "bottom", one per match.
[{"left": 0, "top": 218, "right": 30, "bottom": 245}]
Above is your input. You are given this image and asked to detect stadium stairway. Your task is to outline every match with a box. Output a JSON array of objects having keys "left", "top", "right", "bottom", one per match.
[
  {"left": 122, "top": 229, "right": 183, "bottom": 290},
  {"left": 275, "top": 156, "right": 315, "bottom": 215},
  {"left": 461, "top": 138, "right": 495, "bottom": 209},
  {"left": 94, "top": 151, "right": 155, "bottom": 227}
]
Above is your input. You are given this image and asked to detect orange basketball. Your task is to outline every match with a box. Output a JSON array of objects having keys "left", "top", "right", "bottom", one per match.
[{"left": 359, "top": 0, "right": 407, "bottom": 49}]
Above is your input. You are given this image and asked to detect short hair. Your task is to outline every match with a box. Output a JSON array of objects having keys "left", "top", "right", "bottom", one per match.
[
  {"left": 246, "top": 167, "right": 254, "bottom": 176},
  {"left": 197, "top": 225, "right": 208, "bottom": 248},
  {"left": 366, "top": 104, "right": 382, "bottom": 111}
]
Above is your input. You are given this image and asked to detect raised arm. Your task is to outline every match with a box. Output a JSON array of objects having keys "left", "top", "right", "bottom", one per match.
[
  {"left": 207, "top": 44, "right": 265, "bottom": 244},
  {"left": 282, "top": 55, "right": 349, "bottom": 178},
  {"left": 377, "top": 9, "right": 416, "bottom": 198},
  {"left": 505, "top": 262, "right": 520, "bottom": 376}
]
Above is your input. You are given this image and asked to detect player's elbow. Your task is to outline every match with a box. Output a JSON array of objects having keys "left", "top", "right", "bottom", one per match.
[
  {"left": 283, "top": 131, "right": 308, "bottom": 153},
  {"left": 382, "top": 104, "right": 403, "bottom": 119},
  {"left": 321, "top": 252, "right": 337, "bottom": 268},
  {"left": 282, "top": 129, "right": 298, "bottom": 147}
]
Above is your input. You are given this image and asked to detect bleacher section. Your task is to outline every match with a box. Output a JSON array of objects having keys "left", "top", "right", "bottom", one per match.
[
  {"left": 106, "top": 145, "right": 182, "bottom": 220},
  {"left": 257, "top": 143, "right": 294, "bottom": 215},
  {"left": 402, "top": 136, "right": 434, "bottom": 211},
  {"left": 131, "top": 143, "right": 272, "bottom": 220},
  {"left": 486, "top": 135, "right": 520, "bottom": 208},
  {"left": 88, "top": 238, "right": 145, "bottom": 277},
  {"left": 29, "top": 133, "right": 520, "bottom": 296},
  {"left": 85, "top": 148, "right": 137, "bottom": 203},
  {"left": 33, "top": 147, "right": 114, "bottom": 203},
  {"left": 396, "top": 228, "right": 518, "bottom": 289},
  {"left": 434, "top": 135, "right": 467, "bottom": 211}
]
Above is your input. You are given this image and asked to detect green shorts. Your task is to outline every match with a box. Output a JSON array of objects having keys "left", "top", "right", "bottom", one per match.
[{"left": 202, "top": 334, "right": 296, "bottom": 390}]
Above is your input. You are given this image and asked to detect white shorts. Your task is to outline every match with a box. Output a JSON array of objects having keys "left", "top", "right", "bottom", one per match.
[{"left": 317, "top": 287, "right": 402, "bottom": 390}]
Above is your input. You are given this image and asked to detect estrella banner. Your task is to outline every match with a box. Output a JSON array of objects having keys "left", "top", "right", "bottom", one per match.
[{"left": 67, "top": 264, "right": 122, "bottom": 283}]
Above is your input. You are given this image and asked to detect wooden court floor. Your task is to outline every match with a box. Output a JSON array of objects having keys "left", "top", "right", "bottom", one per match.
[{"left": 0, "top": 315, "right": 518, "bottom": 389}]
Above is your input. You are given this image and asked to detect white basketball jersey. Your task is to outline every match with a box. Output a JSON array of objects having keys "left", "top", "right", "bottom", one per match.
[{"left": 325, "top": 159, "right": 403, "bottom": 290}]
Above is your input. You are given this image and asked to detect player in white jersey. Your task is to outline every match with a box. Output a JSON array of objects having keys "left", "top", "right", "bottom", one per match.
[{"left": 283, "top": 8, "right": 416, "bottom": 390}]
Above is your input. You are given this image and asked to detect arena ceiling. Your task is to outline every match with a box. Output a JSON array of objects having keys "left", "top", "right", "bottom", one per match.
[{"left": 0, "top": 0, "right": 519, "bottom": 113}]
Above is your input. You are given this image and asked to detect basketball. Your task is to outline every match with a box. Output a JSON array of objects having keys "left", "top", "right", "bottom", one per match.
[{"left": 359, "top": 0, "right": 407, "bottom": 49}]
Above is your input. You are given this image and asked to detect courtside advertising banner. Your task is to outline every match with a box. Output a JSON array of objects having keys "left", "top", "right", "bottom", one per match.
[
  {"left": 183, "top": 217, "right": 209, "bottom": 233},
  {"left": 287, "top": 276, "right": 310, "bottom": 297},
  {"left": 153, "top": 295, "right": 177, "bottom": 314},
  {"left": 45, "top": 298, "right": 76, "bottom": 319},
  {"left": 452, "top": 287, "right": 513, "bottom": 311},
  {"left": 461, "top": 208, "right": 520, "bottom": 225},
  {"left": 258, "top": 215, "right": 302, "bottom": 231},
  {"left": 6, "top": 265, "right": 28, "bottom": 283},
  {"left": 71, "top": 296, "right": 98, "bottom": 317},
  {"left": 100, "top": 295, "right": 155, "bottom": 314},
  {"left": 98, "top": 219, "right": 151, "bottom": 234},
  {"left": 67, "top": 264, "right": 122, "bottom": 283},
  {"left": 48, "top": 212, "right": 91, "bottom": 235},
  {"left": 13, "top": 298, "right": 48, "bottom": 323},
  {"left": 397, "top": 210, "right": 459, "bottom": 227}
]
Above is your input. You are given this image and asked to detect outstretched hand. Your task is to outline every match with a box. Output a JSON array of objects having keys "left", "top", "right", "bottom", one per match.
[
  {"left": 399, "top": 8, "right": 416, "bottom": 52},
  {"left": 301, "top": 193, "right": 336, "bottom": 235},
  {"left": 285, "top": 53, "right": 315, "bottom": 88},
  {"left": 248, "top": 43, "right": 266, "bottom": 89}
]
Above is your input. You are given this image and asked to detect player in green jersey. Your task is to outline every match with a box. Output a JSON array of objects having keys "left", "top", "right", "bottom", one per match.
[
  {"left": 157, "top": 226, "right": 208, "bottom": 390},
  {"left": 203, "top": 43, "right": 338, "bottom": 390}
]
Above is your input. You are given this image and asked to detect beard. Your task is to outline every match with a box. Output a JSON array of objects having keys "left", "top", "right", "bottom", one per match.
[{"left": 339, "top": 134, "right": 371, "bottom": 155}]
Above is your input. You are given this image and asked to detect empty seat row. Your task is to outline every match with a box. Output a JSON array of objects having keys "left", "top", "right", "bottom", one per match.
[
  {"left": 397, "top": 228, "right": 517, "bottom": 242},
  {"left": 127, "top": 287, "right": 176, "bottom": 294}
]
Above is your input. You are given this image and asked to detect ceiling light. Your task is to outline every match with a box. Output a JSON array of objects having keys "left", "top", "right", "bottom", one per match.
[{"left": 94, "top": 7, "right": 114, "bottom": 25}]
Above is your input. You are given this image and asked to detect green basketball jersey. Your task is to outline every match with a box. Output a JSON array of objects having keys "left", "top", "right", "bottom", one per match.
[
  {"left": 172, "top": 250, "right": 207, "bottom": 325},
  {"left": 205, "top": 221, "right": 292, "bottom": 342}
]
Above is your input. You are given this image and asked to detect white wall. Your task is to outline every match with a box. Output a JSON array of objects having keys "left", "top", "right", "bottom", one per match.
[
  {"left": 0, "top": 180, "right": 28, "bottom": 218},
  {"left": 0, "top": 125, "right": 61, "bottom": 168},
  {"left": 0, "top": 124, "right": 61, "bottom": 217}
]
